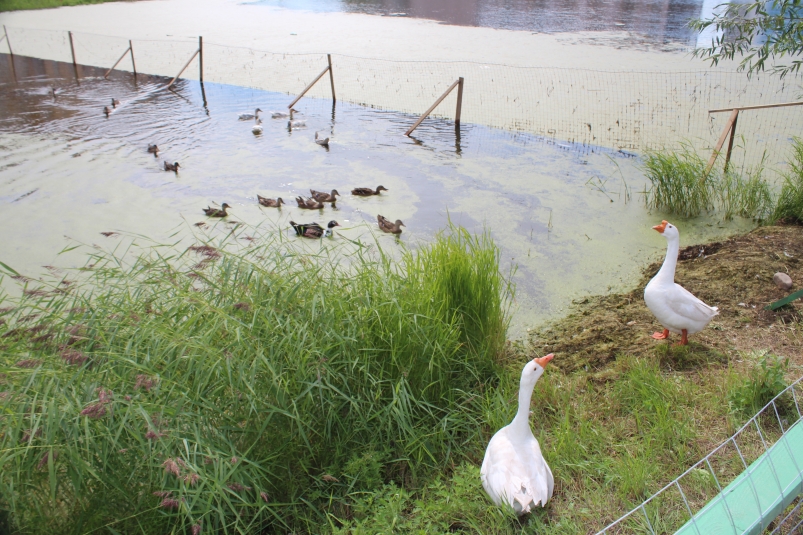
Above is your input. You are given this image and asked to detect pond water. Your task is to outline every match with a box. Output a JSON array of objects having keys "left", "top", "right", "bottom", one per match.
[
  {"left": 0, "top": 54, "right": 755, "bottom": 336},
  {"left": 248, "top": 0, "right": 728, "bottom": 50}
]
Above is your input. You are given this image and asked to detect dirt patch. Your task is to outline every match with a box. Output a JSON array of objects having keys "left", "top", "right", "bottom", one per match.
[{"left": 529, "top": 225, "right": 803, "bottom": 374}]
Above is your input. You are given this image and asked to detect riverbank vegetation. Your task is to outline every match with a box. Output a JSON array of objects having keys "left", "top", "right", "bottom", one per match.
[
  {"left": 0, "top": 0, "right": 124, "bottom": 11},
  {"left": 1, "top": 222, "right": 801, "bottom": 534}
]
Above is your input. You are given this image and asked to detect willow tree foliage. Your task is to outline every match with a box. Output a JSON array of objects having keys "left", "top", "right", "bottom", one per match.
[{"left": 691, "top": 0, "right": 803, "bottom": 78}]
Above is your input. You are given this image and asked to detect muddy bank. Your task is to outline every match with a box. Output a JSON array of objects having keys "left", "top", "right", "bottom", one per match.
[{"left": 530, "top": 225, "right": 803, "bottom": 373}]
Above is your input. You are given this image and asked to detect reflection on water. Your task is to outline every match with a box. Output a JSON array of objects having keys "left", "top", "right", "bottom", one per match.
[
  {"left": 251, "top": 0, "right": 726, "bottom": 49},
  {"left": 0, "top": 54, "right": 755, "bottom": 336}
]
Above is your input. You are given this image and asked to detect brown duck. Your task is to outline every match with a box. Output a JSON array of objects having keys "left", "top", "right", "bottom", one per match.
[
  {"left": 164, "top": 161, "right": 181, "bottom": 172},
  {"left": 147, "top": 144, "right": 159, "bottom": 155},
  {"left": 203, "top": 203, "right": 230, "bottom": 217},
  {"left": 377, "top": 214, "right": 405, "bottom": 234},
  {"left": 310, "top": 189, "right": 340, "bottom": 203},
  {"left": 296, "top": 196, "right": 324, "bottom": 210},
  {"left": 352, "top": 186, "right": 388, "bottom": 196},
  {"left": 314, "top": 132, "right": 329, "bottom": 147},
  {"left": 257, "top": 195, "right": 284, "bottom": 208}
]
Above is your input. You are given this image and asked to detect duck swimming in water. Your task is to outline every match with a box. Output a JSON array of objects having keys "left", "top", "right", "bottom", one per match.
[
  {"left": 352, "top": 186, "right": 388, "bottom": 196},
  {"left": 257, "top": 195, "right": 284, "bottom": 208},
  {"left": 203, "top": 203, "right": 230, "bottom": 217},
  {"left": 238, "top": 108, "right": 262, "bottom": 121},
  {"left": 314, "top": 132, "right": 329, "bottom": 148},
  {"left": 164, "top": 161, "right": 180, "bottom": 172},
  {"left": 290, "top": 220, "right": 340, "bottom": 239},
  {"left": 377, "top": 215, "right": 405, "bottom": 234},
  {"left": 252, "top": 118, "right": 264, "bottom": 135},
  {"left": 111, "top": 98, "right": 120, "bottom": 108},
  {"left": 310, "top": 189, "right": 339, "bottom": 204},
  {"left": 147, "top": 144, "right": 159, "bottom": 155}
]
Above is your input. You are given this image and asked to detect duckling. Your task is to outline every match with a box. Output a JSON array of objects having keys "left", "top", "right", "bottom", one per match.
[
  {"left": 314, "top": 132, "right": 329, "bottom": 147},
  {"left": 103, "top": 106, "right": 111, "bottom": 117},
  {"left": 203, "top": 203, "right": 230, "bottom": 217},
  {"left": 295, "top": 196, "right": 325, "bottom": 210},
  {"left": 352, "top": 186, "right": 388, "bottom": 196},
  {"left": 257, "top": 195, "right": 284, "bottom": 208},
  {"left": 147, "top": 144, "right": 159, "bottom": 156},
  {"left": 288, "top": 119, "right": 306, "bottom": 128},
  {"left": 111, "top": 98, "right": 121, "bottom": 108},
  {"left": 290, "top": 220, "right": 340, "bottom": 239},
  {"left": 377, "top": 214, "right": 405, "bottom": 234},
  {"left": 238, "top": 108, "right": 262, "bottom": 121},
  {"left": 310, "top": 189, "right": 339, "bottom": 204},
  {"left": 164, "top": 161, "right": 180, "bottom": 172},
  {"left": 252, "top": 118, "right": 264, "bottom": 135}
]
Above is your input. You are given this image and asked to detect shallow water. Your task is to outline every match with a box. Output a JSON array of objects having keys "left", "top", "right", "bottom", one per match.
[
  {"left": 0, "top": 55, "right": 756, "bottom": 336},
  {"left": 249, "top": 0, "right": 721, "bottom": 49}
]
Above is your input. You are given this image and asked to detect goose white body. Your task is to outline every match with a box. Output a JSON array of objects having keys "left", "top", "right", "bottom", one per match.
[
  {"left": 481, "top": 356, "right": 554, "bottom": 515},
  {"left": 644, "top": 221, "right": 718, "bottom": 338}
]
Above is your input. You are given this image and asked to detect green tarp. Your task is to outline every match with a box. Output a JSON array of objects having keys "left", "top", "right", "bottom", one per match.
[{"left": 675, "top": 419, "right": 803, "bottom": 535}]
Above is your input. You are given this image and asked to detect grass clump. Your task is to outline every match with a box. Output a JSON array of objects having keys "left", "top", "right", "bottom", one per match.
[
  {"left": 643, "top": 146, "right": 712, "bottom": 217},
  {"left": 0, "top": 224, "right": 511, "bottom": 534},
  {"left": 728, "top": 352, "right": 789, "bottom": 417},
  {"left": 0, "top": 0, "right": 123, "bottom": 12},
  {"left": 770, "top": 138, "right": 803, "bottom": 224}
]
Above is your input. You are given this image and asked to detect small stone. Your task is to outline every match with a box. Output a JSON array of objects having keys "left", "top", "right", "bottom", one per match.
[
  {"left": 626, "top": 321, "right": 636, "bottom": 326},
  {"left": 773, "top": 272, "right": 793, "bottom": 290}
]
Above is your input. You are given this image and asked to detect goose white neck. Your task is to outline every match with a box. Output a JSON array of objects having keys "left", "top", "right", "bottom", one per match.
[
  {"left": 656, "top": 233, "right": 680, "bottom": 281},
  {"left": 510, "top": 371, "right": 541, "bottom": 435}
]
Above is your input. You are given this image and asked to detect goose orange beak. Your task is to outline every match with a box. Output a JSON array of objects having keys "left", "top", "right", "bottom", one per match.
[
  {"left": 534, "top": 354, "right": 554, "bottom": 368},
  {"left": 652, "top": 220, "right": 668, "bottom": 233}
]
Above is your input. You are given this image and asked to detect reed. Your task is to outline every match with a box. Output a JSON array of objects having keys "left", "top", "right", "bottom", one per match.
[
  {"left": 770, "top": 138, "right": 803, "bottom": 224},
  {"left": 643, "top": 147, "right": 712, "bottom": 218},
  {"left": 0, "top": 222, "right": 511, "bottom": 534}
]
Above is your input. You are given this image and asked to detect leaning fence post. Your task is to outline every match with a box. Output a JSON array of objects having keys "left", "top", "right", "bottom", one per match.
[
  {"left": 703, "top": 108, "right": 739, "bottom": 180},
  {"left": 129, "top": 40, "right": 137, "bottom": 76},
  {"left": 288, "top": 58, "right": 334, "bottom": 109},
  {"left": 723, "top": 110, "right": 739, "bottom": 173},
  {"left": 199, "top": 36, "right": 203, "bottom": 82},
  {"left": 104, "top": 45, "right": 133, "bottom": 79},
  {"left": 3, "top": 26, "right": 13, "bottom": 57},
  {"left": 68, "top": 31, "right": 78, "bottom": 77},
  {"left": 405, "top": 78, "right": 462, "bottom": 137},
  {"left": 167, "top": 46, "right": 201, "bottom": 89},
  {"left": 327, "top": 53, "right": 336, "bottom": 102}
]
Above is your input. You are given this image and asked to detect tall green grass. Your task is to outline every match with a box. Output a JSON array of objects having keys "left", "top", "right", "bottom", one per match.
[
  {"left": 0, "top": 0, "right": 121, "bottom": 12},
  {"left": 770, "top": 138, "right": 803, "bottom": 224},
  {"left": 0, "top": 224, "right": 512, "bottom": 534},
  {"left": 643, "top": 145, "right": 773, "bottom": 221}
]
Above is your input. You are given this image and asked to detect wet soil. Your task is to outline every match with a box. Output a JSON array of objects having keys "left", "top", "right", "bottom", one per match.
[{"left": 529, "top": 225, "right": 803, "bottom": 374}]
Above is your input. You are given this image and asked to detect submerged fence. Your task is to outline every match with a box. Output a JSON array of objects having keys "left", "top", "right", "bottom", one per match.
[
  {"left": 596, "top": 374, "right": 803, "bottom": 535},
  {"left": 1, "top": 25, "right": 802, "bottom": 171}
]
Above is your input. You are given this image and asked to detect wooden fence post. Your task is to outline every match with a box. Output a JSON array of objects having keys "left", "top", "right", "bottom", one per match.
[
  {"left": 167, "top": 47, "right": 201, "bottom": 89},
  {"left": 104, "top": 45, "right": 133, "bottom": 78},
  {"left": 455, "top": 77, "right": 464, "bottom": 125},
  {"left": 3, "top": 26, "right": 13, "bottom": 57},
  {"left": 703, "top": 108, "right": 739, "bottom": 179},
  {"left": 129, "top": 40, "right": 137, "bottom": 76},
  {"left": 405, "top": 78, "right": 462, "bottom": 137},
  {"left": 327, "top": 54, "right": 335, "bottom": 102},
  {"left": 288, "top": 58, "right": 334, "bottom": 109},
  {"left": 68, "top": 31, "right": 78, "bottom": 77},
  {"left": 199, "top": 36, "right": 203, "bottom": 82}
]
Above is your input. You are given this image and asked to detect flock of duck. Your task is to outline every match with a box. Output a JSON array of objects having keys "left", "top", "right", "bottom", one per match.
[
  {"left": 481, "top": 220, "right": 718, "bottom": 515},
  {"left": 100, "top": 96, "right": 720, "bottom": 516},
  {"left": 139, "top": 107, "right": 404, "bottom": 238}
]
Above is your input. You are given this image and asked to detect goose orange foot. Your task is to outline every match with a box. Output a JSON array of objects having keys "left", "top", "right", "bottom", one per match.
[
  {"left": 651, "top": 329, "right": 670, "bottom": 340},
  {"left": 675, "top": 329, "right": 689, "bottom": 346}
]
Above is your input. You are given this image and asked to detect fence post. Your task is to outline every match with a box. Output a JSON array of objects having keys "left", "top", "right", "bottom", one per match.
[
  {"left": 288, "top": 59, "right": 333, "bottom": 109},
  {"left": 327, "top": 53, "right": 335, "bottom": 102},
  {"left": 104, "top": 45, "right": 133, "bottom": 79},
  {"left": 703, "top": 108, "right": 739, "bottom": 180},
  {"left": 68, "top": 31, "right": 78, "bottom": 77},
  {"left": 167, "top": 47, "right": 201, "bottom": 89},
  {"left": 129, "top": 40, "right": 137, "bottom": 76},
  {"left": 199, "top": 36, "right": 203, "bottom": 82},
  {"left": 455, "top": 77, "right": 464, "bottom": 125},
  {"left": 405, "top": 78, "right": 462, "bottom": 137},
  {"left": 723, "top": 110, "right": 739, "bottom": 173},
  {"left": 3, "top": 26, "right": 13, "bottom": 57}
]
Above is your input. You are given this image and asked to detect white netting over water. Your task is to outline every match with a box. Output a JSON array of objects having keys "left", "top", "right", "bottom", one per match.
[{"left": 3, "top": 26, "right": 803, "bottom": 169}]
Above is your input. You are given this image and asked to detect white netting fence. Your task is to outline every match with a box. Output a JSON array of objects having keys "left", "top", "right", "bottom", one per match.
[{"left": 2, "top": 25, "right": 803, "bottom": 170}]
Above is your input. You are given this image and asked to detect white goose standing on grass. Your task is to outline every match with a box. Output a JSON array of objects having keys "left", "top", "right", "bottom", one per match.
[
  {"left": 644, "top": 220, "right": 719, "bottom": 345},
  {"left": 481, "top": 354, "right": 554, "bottom": 515}
]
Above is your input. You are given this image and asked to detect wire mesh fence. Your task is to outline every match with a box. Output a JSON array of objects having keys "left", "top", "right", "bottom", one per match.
[
  {"left": 596, "top": 375, "right": 803, "bottom": 535},
  {"left": 1, "top": 25, "right": 802, "bottom": 171}
]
